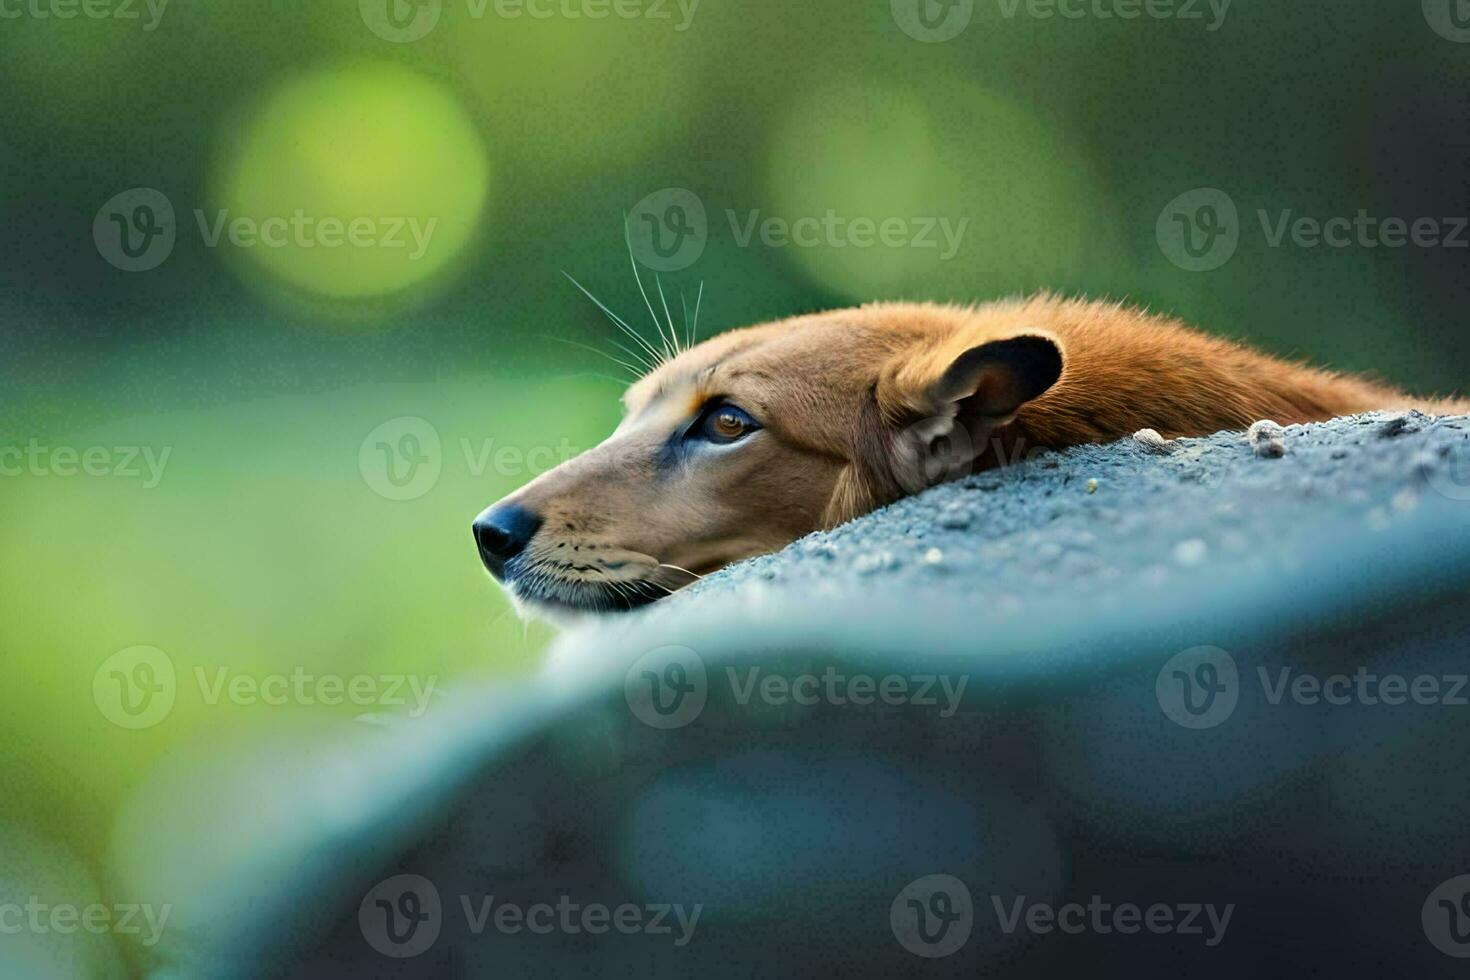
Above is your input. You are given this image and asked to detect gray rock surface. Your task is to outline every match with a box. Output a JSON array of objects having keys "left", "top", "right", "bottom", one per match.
[
  {"left": 140, "top": 412, "right": 1470, "bottom": 979},
  {"left": 547, "top": 410, "right": 1470, "bottom": 676}
]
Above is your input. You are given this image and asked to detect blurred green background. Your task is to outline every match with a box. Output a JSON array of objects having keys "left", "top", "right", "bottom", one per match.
[{"left": 1, "top": 0, "right": 1467, "bottom": 972}]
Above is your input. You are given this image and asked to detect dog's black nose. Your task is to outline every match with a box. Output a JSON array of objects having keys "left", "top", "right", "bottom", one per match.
[{"left": 472, "top": 503, "right": 542, "bottom": 577}]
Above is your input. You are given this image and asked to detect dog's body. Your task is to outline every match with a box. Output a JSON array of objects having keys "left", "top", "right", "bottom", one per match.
[{"left": 474, "top": 295, "right": 1463, "bottom": 620}]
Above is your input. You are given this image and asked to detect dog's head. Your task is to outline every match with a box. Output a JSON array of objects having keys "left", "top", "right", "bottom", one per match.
[{"left": 473, "top": 301, "right": 1062, "bottom": 620}]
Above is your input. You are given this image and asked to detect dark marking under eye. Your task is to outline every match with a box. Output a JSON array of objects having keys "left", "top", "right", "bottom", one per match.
[{"left": 655, "top": 436, "right": 682, "bottom": 475}]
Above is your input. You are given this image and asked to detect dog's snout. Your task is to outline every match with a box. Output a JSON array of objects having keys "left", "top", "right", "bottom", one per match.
[{"left": 472, "top": 503, "right": 543, "bottom": 577}]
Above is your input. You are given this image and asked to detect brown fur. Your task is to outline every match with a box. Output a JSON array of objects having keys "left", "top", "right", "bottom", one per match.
[{"left": 478, "top": 295, "right": 1464, "bottom": 619}]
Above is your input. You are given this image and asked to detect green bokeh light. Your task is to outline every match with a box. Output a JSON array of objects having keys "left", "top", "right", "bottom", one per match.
[
  {"left": 447, "top": 16, "right": 699, "bottom": 172},
  {"left": 763, "top": 80, "right": 1113, "bottom": 300},
  {"left": 211, "top": 62, "right": 491, "bottom": 303}
]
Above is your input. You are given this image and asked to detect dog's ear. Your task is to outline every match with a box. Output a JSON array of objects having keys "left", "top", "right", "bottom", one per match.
[
  {"left": 873, "top": 331, "right": 1063, "bottom": 496},
  {"left": 878, "top": 332, "right": 1064, "bottom": 424}
]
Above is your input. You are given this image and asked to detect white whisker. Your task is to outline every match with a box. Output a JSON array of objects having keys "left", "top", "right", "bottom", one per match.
[
  {"left": 623, "top": 214, "right": 677, "bottom": 361},
  {"left": 680, "top": 290, "right": 692, "bottom": 352},
  {"left": 562, "top": 271, "right": 666, "bottom": 369},
  {"left": 550, "top": 371, "right": 637, "bottom": 388},
  {"left": 655, "top": 274, "right": 680, "bottom": 357},
  {"left": 546, "top": 336, "right": 643, "bottom": 379},
  {"left": 606, "top": 338, "right": 657, "bottom": 374},
  {"left": 691, "top": 280, "right": 704, "bottom": 346}
]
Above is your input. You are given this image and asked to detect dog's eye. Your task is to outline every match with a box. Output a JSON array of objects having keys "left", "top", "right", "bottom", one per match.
[{"left": 695, "top": 404, "right": 760, "bottom": 444}]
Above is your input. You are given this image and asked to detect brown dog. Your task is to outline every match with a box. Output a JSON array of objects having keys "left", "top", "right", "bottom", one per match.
[{"left": 473, "top": 294, "right": 1462, "bottom": 621}]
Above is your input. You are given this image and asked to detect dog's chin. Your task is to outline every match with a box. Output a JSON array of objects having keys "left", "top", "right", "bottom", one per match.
[{"left": 499, "top": 575, "right": 668, "bottom": 627}]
